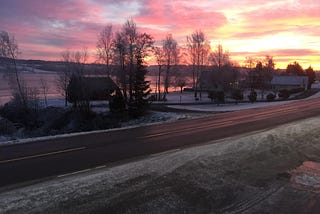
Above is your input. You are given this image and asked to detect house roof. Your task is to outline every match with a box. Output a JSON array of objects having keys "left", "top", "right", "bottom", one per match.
[
  {"left": 82, "top": 77, "right": 118, "bottom": 91},
  {"left": 271, "top": 76, "right": 308, "bottom": 86}
]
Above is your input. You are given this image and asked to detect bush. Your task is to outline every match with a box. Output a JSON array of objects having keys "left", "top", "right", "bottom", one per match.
[
  {"left": 231, "top": 89, "right": 244, "bottom": 104},
  {"left": 216, "top": 91, "right": 225, "bottom": 104},
  {"left": 0, "top": 101, "right": 39, "bottom": 129},
  {"left": 248, "top": 90, "right": 257, "bottom": 103},
  {"left": 278, "top": 89, "right": 290, "bottom": 99},
  {"left": 109, "top": 92, "right": 126, "bottom": 114},
  {"left": 208, "top": 91, "right": 215, "bottom": 102},
  {"left": 0, "top": 118, "right": 16, "bottom": 135},
  {"left": 148, "top": 94, "right": 157, "bottom": 102},
  {"left": 266, "top": 93, "right": 276, "bottom": 101},
  {"left": 289, "top": 88, "right": 304, "bottom": 94},
  {"left": 208, "top": 90, "right": 225, "bottom": 104}
]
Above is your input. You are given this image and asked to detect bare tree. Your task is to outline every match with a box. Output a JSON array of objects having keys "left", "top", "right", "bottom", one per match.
[
  {"left": 245, "top": 56, "right": 256, "bottom": 69},
  {"left": 209, "top": 44, "right": 230, "bottom": 89},
  {"left": 70, "top": 49, "right": 90, "bottom": 113},
  {"left": 27, "top": 87, "right": 40, "bottom": 111},
  {"left": 73, "top": 49, "right": 88, "bottom": 76},
  {"left": 40, "top": 78, "right": 49, "bottom": 107},
  {"left": 114, "top": 31, "right": 128, "bottom": 101},
  {"left": 114, "top": 19, "right": 153, "bottom": 103},
  {"left": 56, "top": 49, "right": 72, "bottom": 107},
  {"left": 210, "top": 44, "right": 230, "bottom": 70},
  {"left": 123, "top": 19, "right": 138, "bottom": 103},
  {"left": 244, "top": 56, "right": 257, "bottom": 89},
  {"left": 96, "top": 24, "right": 114, "bottom": 77},
  {"left": 163, "top": 34, "right": 179, "bottom": 98},
  {"left": 264, "top": 55, "right": 275, "bottom": 74},
  {"left": 174, "top": 72, "right": 188, "bottom": 93},
  {"left": 56, "top": 48, "right": 88, "bottom": 108},
  {"left": 186, "top": 30, "right": 210, "bottom": 99},
  {"left": 0, "top": 30, "right": 27, "bottom": 109},
  {"left": 112, "top": 19, "right": 154, "bottom": 116},
  {"left": 153, "top": 46, "right": 165, "bottom": 100}
]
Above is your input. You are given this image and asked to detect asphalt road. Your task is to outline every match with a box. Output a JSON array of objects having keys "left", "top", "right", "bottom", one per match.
[{"left": 1, "top": 98, "right": 320, "bottom": 189}]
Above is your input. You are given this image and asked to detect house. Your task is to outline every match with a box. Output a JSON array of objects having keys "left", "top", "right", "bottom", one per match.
[
  {"left": 67, "top": 76, "right": 119, "bottom": 102},
  {"left": 271, "top": 76, "right": 309, "bottom": 91}
]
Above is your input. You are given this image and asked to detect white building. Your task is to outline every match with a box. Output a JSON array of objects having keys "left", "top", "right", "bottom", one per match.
[{"left": 271, "top": 76, "right": 309, "bottom": 91}]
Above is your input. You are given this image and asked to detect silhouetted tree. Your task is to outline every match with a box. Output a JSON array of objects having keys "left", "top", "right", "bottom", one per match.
[
  {"left": 40, "top": 78, "right": 49, "bottom": 107},
  {"left": 305, "top": 66, "right": 316, "bottom": 89},
  {"left": 153, "top": 46, "right": 165, "bottom": 100},
  {"left": 114, "top": 31, "right": 128, "bottom": 101},
  {"left": 248, "top": 90, "right": 257, "bottom": 103},
  {"left": 286, "top": 61, "right": 304, "bottom": 76},
  {"left": 109, "top": 90, "right": 126, "bottom": 114},
  {"left": 210, "top": 44, "right": 230, "bottom": 89},
  {"left": 264, "top": 55, "right": 275, "bottom": 73},
  {"left": 278, "top": 89, "right": 290, "bottom": 100},
  {"left": 210, "top": 44, "right": 230, "bottom": 71},
  {"left": 186, "top": 30, "right": 210, "bottom": 99},
  {"left": 246, "top": 55, "right": 274, "bottom": 98},
  {"left": 231, "top": 89, "right": 243, "bottom": 104},
  {"left": 128, "top": 54, "right": 151, "bottom": 117},
  {"left": 59, "top": 49, "right": 90, "bottom": 113},
  {"left": 0, "top": 30, "right": 27, "bottom": 109},
  {"left": 266, "top": 93, "right": 276, "bottom": 101},
  {"left": 208, "top": 90, "right": 225, "bottom": 105},
  {"left": 245, "top": 56, "right": 257, "bottom": 89},
  {"left": 163, "top": 34, "right": 179, "bottom": 97},
  {"left": 113, "top": 19, "right": 154, "bottom": 115},
  {"left": 174, "top": 70, "right": 188, "bottom": 93},
  {"left": 96, "top": 24, "right": 114, "bottom": 77},
  {"left": 245, "top": 56, "right": 256, "bottom": 70},
  {"left": 57, "top": 49, "right": 73, "bottom": 107}
]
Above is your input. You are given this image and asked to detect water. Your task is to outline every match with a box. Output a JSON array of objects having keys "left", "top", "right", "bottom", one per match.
[
  {"left": 146, "top": 75, "right": 193, "bottom": 93},
  {"left": 0, "top": 72, "right": 60, "bottom": 105},
  {"left": 0, "top": 72, "right": 193, "bottom": 106}
]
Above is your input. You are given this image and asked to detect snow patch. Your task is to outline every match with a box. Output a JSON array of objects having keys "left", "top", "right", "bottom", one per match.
[{"left": 290, "top": 161, "right": 320, "bottom": 193}]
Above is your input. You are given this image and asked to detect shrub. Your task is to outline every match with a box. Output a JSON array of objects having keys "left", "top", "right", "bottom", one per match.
[
  {"left": 231, "top": 89, "right": 244, "bottom": 104},
  {"left": 208, "top": 91, "right": 215, "bottom": 102},
  {"left": 109, "top": 92, "right": 126, "bottom": 114},
  {"left": 0, "top": 101, "right": 39, "bottom": 129},
  {"left": 208, "top": 90, "right": 225, "bottom": 104},
  {"left": 289, "top": 88, "right": 304, "bottom": 94},
  {"left": 148, "top": 94, "right": 157, "bottom": 102},
  {"left": 266, "top": 93, "right": 276, "bottom": 101},
  {"left": 278, "top": 89, "right": 290, "bottom": 99},
  {"left": 0, "top": 118, "right": 16, "bottom": 135},
  {"left": 248, "top": 90, "right": 257, "bottom": 103}
]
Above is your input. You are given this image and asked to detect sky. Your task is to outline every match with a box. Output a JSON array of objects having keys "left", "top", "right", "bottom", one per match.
[{"left": 0, "top": 0, "right": 319, "bottom": 69}]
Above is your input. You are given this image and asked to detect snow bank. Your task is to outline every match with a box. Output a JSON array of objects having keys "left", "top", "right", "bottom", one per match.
[
  {"left": 0, "top": 111, "right": 197, "bottom": 147},
  {"left": 167, "top": 100, "right": 296, "bottom": 112}
]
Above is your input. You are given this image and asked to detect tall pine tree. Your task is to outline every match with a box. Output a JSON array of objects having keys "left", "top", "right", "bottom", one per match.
[{"left": 128, "top": 54, "right": 151, "bottom": 117}]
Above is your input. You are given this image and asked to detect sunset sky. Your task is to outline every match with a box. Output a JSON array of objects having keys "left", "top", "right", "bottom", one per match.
[{"left": 0, "top": 0, "right": 319, "bottom": 69}]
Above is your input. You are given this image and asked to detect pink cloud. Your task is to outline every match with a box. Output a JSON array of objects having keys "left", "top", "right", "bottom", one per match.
[
  {"left": 0, "top": 0, "right": 319, "bottom": 68},
  {"left": 134, "top": 0, "right": 227, "bottom": 41}
]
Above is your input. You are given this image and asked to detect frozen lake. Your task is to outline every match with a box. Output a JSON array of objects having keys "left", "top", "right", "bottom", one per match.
[
  {"left": 0, "top": 72, "right": 61, "bottom": 106},
  {"left": 0, "top": 72, "right": 192, "bottom": 106}
]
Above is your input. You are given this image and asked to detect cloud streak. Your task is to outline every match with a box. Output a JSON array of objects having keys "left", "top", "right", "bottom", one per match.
[{"left": 0, "top": 0, "right": 319, "bottom": 68}]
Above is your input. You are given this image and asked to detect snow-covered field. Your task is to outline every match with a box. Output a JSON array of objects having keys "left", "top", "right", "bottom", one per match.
[{"left": 1, "top": 116, "right": 320, "bottom": 213}]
